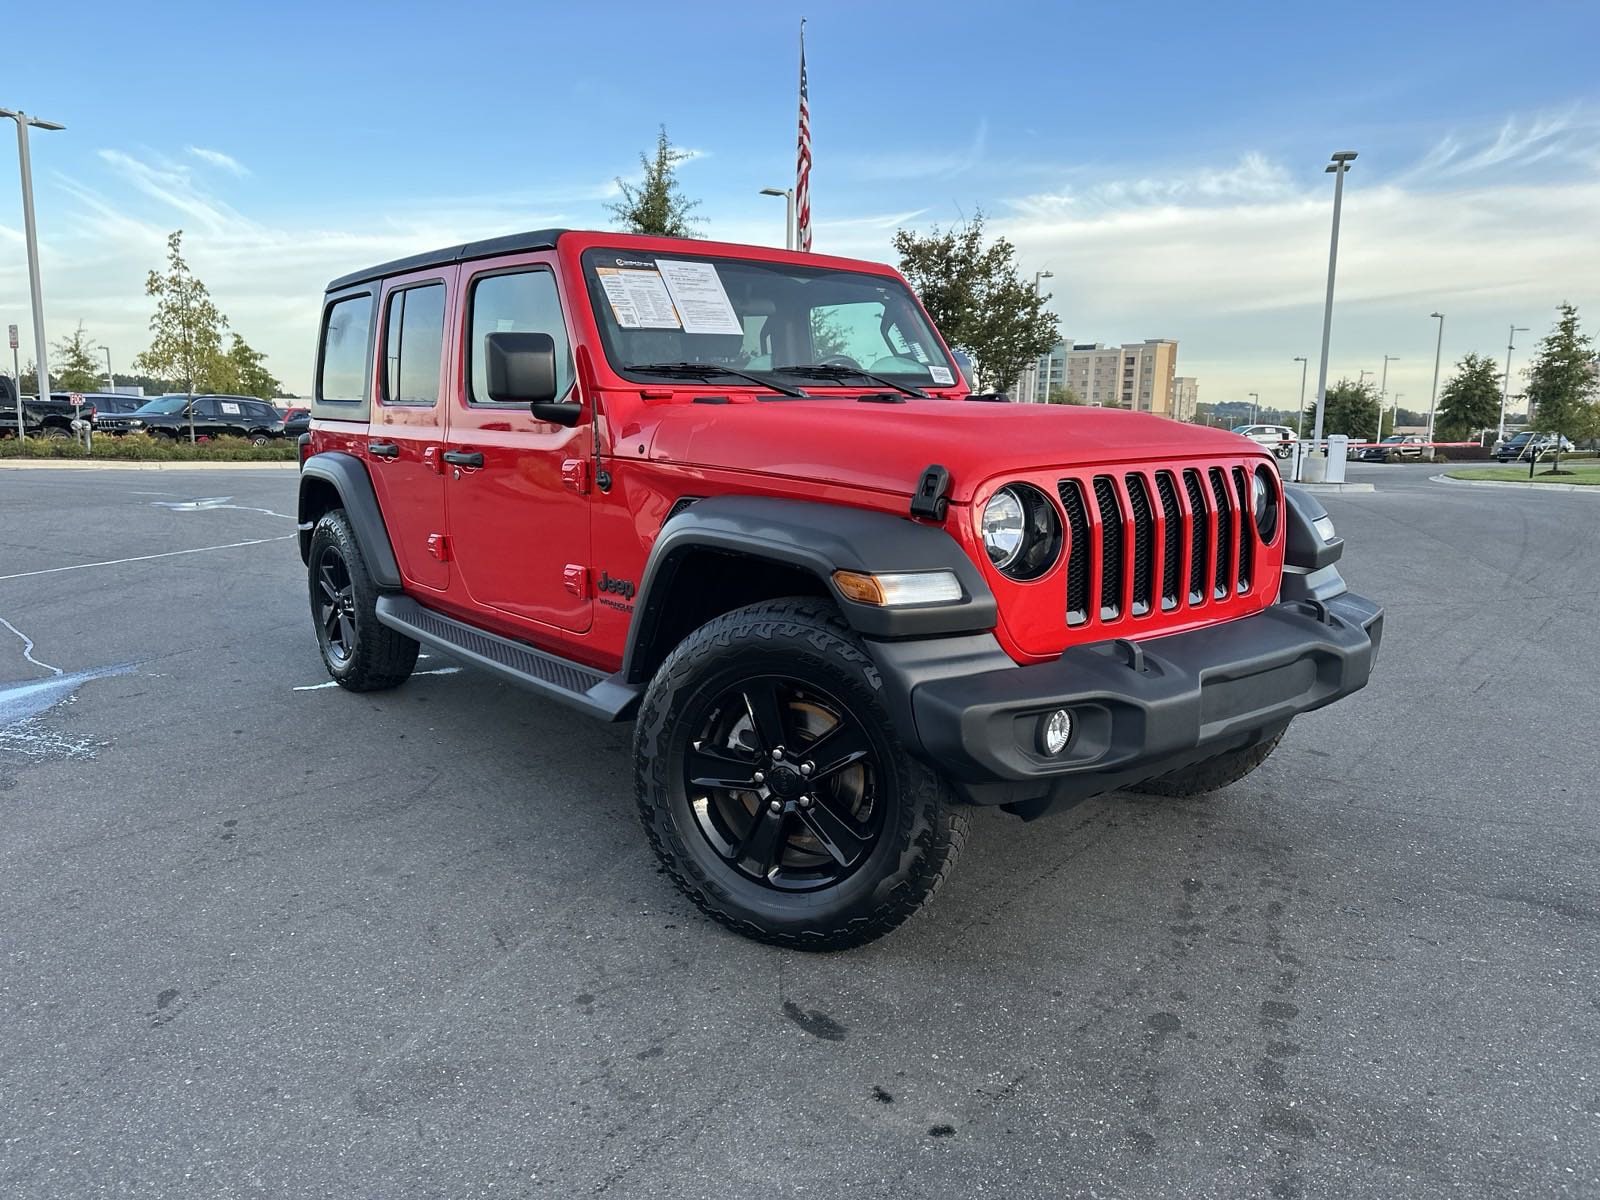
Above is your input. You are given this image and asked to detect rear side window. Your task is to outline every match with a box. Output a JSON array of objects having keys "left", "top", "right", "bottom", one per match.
[
  {"left": 467, "top": 269, "right": 573, "bottom": 405},
  {"left": 383, "top": 283, "right": 446, "bottom": 406},
  {"left": 318, "top": 294, "right": 374, "bottom": 404}
]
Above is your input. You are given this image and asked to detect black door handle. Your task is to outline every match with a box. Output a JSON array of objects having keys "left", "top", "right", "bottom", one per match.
[
  {"left": 368, "top": 441, "right": 399, "bottom": 459},
  {"left": 442, "top": 449, "right": 484, "bottom": 468}
]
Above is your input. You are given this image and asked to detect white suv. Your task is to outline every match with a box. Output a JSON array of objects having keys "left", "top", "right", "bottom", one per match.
[{"left": 1232, "top": 424, "right": 1296, "bottom": 459}]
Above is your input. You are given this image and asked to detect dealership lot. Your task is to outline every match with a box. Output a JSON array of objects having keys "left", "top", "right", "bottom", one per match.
[{"left": 1, "top": 463, "right": 1596, "bottom": 1198}]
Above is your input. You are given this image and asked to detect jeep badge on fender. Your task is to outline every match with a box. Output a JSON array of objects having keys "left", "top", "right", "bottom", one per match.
[{"left": 296, "top": 228, "right": 1382, "bottom": 949}]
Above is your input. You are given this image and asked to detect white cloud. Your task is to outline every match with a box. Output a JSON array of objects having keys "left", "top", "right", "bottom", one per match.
[{"left": 187, "top": 146, "right": 250, "bottom": 177}]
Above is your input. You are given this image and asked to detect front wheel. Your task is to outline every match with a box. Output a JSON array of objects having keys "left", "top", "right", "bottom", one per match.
[
  {"left": 634, "top": 598, "right": 967, "bottom": 950},
  {"left": 307, "top": 508, "right": 418, "bottom": 691}
]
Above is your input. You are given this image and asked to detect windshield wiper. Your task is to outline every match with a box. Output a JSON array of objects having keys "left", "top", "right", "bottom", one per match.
[
  {"left": 770, "top": 364, "right": 930, "bottom": 400},
  {"left": 622, "top": 361, "right": 808, "bottom": 398}
]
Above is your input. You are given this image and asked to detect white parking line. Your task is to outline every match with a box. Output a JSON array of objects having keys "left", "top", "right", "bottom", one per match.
[
  {"left": 0, "top": 535, "right": 296, "bottom": 583},
  {"left": 292, "top": 667, "right": 460, "bottom": 692}
]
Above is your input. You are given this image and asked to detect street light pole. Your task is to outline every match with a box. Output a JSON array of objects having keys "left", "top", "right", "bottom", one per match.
[
  {"left": 1378, "top": 354, "right": 1399, "bottom": 442},
  {"left": 101, "top": 345, "right": 113, "bottom": 392},
  {"left": 1293, "top": 356, "right": 1309, "bottom": 438},
  {"left": 1310, "top": 151, "right": 1357, "bottom": 467},
  {"left": 1248, "top": 391, "right": 1260, "bottom": 424},
  {"left": 1030, "top": 270, "right": 1054, "bottom": 403},
  {"left": 1497, "top": 324, "right": 1529, "bottom": 442},
  {"left": 1, "top": 108, "right": 66, "bottom": 422},
  {"left": 759, "top": 187, "right": 796, "bottom": 251},
  {"left": 1426, "top": 312, "right": 1444, "bottom": 452}
]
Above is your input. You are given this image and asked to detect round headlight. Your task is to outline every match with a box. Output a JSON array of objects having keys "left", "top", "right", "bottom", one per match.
[
  {"left": 981, "top": 487, "right": 1026, "bottom": 569},
  {"left": 1252, "top": 466, "right": 1279, "bottom": 542},
  {"left": 981, "top": 484, "right": 1062, "bottom": 580}
]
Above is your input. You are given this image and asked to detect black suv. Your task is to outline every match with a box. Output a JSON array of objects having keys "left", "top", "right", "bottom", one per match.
[{"left": 96, "top": 394, "right": 286, "bottom": 443}]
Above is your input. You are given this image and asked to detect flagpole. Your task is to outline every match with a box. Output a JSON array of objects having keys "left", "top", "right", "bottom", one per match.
[{"left": 795, "top": 18, "right": 812, "bottom": 253}]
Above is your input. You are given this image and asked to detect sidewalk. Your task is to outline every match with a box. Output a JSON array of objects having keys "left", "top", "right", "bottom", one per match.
[{"left": 0, "top": 458, "right": 297, "bottom": 471}]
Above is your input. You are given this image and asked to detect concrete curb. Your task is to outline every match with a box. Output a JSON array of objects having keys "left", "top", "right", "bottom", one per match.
[
  {"left": 1284, "top": 481, "right": 1377, "bottom": 494},
  {"left": 1432, "top": 472, "right": 1600, "bottom": 495},
  {"left": 0, "top": 459, "right": 297, "bottom": 472}
]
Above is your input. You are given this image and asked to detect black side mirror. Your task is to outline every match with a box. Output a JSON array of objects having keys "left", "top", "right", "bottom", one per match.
[{"left": 485, "top": 331, "right": 579, "bottom": 426}]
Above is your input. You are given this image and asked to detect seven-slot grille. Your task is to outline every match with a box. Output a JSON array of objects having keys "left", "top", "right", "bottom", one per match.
[{"left": 1056, "top": 465, "right": 1261, "bottom": 629}]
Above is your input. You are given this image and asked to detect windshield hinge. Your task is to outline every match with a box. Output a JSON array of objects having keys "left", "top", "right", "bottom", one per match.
[{"left": 910, "top": 464, "right": 951, "bottom": 521}]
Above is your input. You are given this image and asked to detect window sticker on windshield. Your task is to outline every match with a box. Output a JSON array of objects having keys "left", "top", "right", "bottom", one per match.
[
  {"left": 928, "top": 365, "right": 954, "bottom": 386},
  {"left": 654, "top": 260, "right": 743, "bottom": 335},
  {"left": 220, "top": 401, "right": 241, "bottom": 414},
  {"left": 596, "top": 267, "right": 681, "bottom": 329}
]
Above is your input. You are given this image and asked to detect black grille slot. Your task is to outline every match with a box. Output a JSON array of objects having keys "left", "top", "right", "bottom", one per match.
[
  {"left": 1058, "top": 479, "right": 1091, "bottom": 625},
  {"left": 1182, "top": 469, "right": 1208, "bottom": 603},
  {"left": 1155, "top": 471, "right": 1182, "bottom": 610},
  {"left": 1126, "top": 474, "right": 1155, "bottom": 616},
  {"left": 1209, "top": 467, "right": 1232, "bottom": 599},
  {"left": 1232, "top": 467, "right": 1253, "bottom": 592},
  {"left": 1093, "top": 476, "right": 1123, "bottom": 619}
]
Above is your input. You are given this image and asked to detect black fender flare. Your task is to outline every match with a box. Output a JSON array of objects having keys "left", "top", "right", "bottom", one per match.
[
  {"left": 297, "top": 451, "right": 402, "bottom": 589},
  {"left": 622, "top": 495, "right": 997, "bottom": 685}
]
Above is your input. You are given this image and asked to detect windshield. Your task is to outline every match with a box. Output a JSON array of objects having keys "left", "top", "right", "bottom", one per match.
[
  {"left": 580, "top": 248, "right": 959, "bottom": 389},
  {"left": 135, "top": 395, "right": 194, "bottom": 414}
]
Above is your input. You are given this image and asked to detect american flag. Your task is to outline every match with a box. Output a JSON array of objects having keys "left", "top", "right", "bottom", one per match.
[{"left": 795, "top": 23, "right": 812, "bottom": 252}]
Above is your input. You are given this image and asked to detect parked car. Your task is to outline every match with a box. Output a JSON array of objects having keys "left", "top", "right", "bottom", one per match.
[
  {"left": 1359, "top": 435, "right": 1426, "bottom": 462},
  {"left": 0, "top": 383, "right": 96, "bottom": 438},
  {"left": 88, "top": 393, "right": 151, "bottom": 416},
  {"left": 95, "top": 394, "right": 286, "bottom": 443},
  {"left": 284, "top": 407, "right": 310, "bottom": 439},
  {"left": 1494, "top": 431, "right": 1574, "bottom": 462},
  {"left": 297, "top": 227, "right": 1382, "bottom": 949},
  {"left": 1231, "top": 424, "right": 1296, "bottom": 459}
]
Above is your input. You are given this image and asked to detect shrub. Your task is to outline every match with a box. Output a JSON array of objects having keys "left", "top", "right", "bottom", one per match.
[{"left": 0, "top": 431, "right": 296, "bottom": 462}]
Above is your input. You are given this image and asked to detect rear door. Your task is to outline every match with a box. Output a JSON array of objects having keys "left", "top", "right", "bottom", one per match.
[
  {"left": 368, "top": 267, "right": 454, "bottom": 593},
  {"left": 444, "top": 255, "right": 592, "bottom": 634}
]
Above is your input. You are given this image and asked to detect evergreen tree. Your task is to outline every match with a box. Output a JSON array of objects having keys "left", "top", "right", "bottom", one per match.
[
  {"left": 607, "top": 126, "right": 703, "bottom": 237},
  {"left": 1524, "top": 303, "right": 1599, "bottom": 470},
  {"left": 51, "top": 323, "right": 105, "bottom": 393}
]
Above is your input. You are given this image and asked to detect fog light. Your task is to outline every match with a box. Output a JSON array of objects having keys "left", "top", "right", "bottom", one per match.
[{"left": 1039, "top": 708, "right": 1073, "bottom": 755}]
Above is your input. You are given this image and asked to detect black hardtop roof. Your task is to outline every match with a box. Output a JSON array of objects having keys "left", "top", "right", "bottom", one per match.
[{"left": 326, "top": 228, "right": 570, "bottom": 293}]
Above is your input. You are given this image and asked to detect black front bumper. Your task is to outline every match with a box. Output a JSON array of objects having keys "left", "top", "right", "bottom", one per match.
[{"left": 869, "top": 591, "right": 1381, "bottom": 810}]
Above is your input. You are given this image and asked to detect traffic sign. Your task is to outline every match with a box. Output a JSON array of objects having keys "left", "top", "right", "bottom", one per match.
[{"left": 6, "top": 325, "right": 16, "bottom": 350}]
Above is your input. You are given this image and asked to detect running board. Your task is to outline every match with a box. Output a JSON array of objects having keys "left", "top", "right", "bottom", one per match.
[{"left": 374, "top": 595, "right": 639, "bottom": 721}]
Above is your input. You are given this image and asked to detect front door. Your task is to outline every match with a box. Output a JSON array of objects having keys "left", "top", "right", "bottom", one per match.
[
  {"left": 444, "top": 256, "right": 592, "bottom": 634},
  {"left": 368, "top": 268, "right": 454, "bottom": 592}
]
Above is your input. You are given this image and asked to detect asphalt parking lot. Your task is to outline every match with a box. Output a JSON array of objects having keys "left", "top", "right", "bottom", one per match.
[{"left": 1, "top": 461, "right": 1596, "bottom": 1199}]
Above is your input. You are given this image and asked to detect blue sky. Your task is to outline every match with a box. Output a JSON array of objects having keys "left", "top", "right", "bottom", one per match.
[{"left": 3, "top": 0, "right": 1598, "bottom": 408}]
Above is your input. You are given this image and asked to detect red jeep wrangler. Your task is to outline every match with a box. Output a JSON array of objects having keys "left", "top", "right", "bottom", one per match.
[{"left": 298, "top": 229, "right": 1381, "bottom": 948}]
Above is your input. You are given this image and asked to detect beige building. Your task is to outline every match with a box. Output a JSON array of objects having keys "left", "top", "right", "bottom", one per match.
[
  {"left": 1171, "top": 376, "right": 1199, "bottom": 421},
  {"left": 1030, "top": 339, "right": 1182, "bottom": 416}
]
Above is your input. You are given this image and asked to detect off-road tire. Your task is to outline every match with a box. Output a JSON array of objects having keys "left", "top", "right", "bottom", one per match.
[
  {"left": 634, "top": 597, "right": 967, "bottom": 950},
  {"left": 307, "top": 508, "right": 418, "bottom": 691},
  {"left": 1127, "top": 729, "right": 1287, "bottom": 798}
]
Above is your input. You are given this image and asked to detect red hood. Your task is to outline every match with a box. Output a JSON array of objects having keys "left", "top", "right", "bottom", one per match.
[{"left": 638, "top": 397, "right": 1265, "bottom": 503}]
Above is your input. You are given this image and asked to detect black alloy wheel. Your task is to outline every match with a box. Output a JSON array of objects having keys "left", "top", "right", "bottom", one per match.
[
  {"left": 315, "top": 545, "right": 358, "bottom": 667},
  {"left": 634, "top": 597, "right": 966, "bottom": 950},
  {"left": 684, "top": 675, "right": 885, "bottom": 892}
]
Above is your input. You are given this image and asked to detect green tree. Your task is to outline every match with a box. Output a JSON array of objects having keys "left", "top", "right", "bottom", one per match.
[
  {"left": 134, "top": 231, "right": 229, "bottom": 440},
  {"left": 1046, "top": 385, "right": 1082, "bottom": 405},
  {"left": 1305, "top": 378, "right": 1382, "bottom": 440},
  {"left": 606, "top": 126, "right": 702, "bottom": 237},
  {"left": 1434, "top": 353, "right": 1503, "bottom": 440},
  {"left": 893, "top": 212, "right": 1059, "bottom": 392},
  {"left": 1524, "top": 303, "right": 1599, "bottom": 470},
  {"left": 217, "top": 334, "right": 280, "bottom": 399},
  {"left": 51, "top": 323, "right": 105, "bottom": 393}
]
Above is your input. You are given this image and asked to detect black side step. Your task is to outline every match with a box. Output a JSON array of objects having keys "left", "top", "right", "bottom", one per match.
[{"left": 374, "top": 595, "right": 639, "bottom": 721}]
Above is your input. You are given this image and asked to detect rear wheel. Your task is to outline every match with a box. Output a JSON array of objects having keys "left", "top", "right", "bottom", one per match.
[
  {"left": 1126, "top": 729, "right": 1286, "bottom": 799},
  {"left": 307, "top": 508, "right": 418, "bottom": 691},
  {"left": 634, "top": 598, "right": 966, "bottom": 950},
  {"left": 40, "top": 424, "right": 69, "bottom": 440}
]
